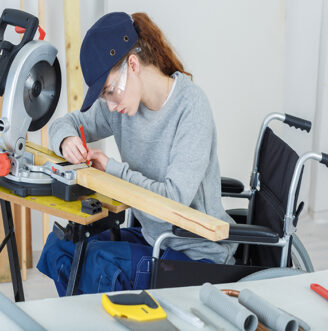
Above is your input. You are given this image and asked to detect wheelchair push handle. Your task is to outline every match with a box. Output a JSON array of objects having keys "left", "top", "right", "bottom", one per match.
[
  {"left": 320, "top": 153, "right": 328, "bottom": 167},
  {"left": 283, "top": 114, "right": 312, "bottom": 133}
]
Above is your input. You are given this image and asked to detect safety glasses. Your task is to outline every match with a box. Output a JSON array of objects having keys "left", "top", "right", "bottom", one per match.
[{"left": 99, "top": 58, "right": 128, "bottom": 108}]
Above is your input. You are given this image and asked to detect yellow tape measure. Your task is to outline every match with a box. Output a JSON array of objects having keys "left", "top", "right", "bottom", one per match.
[{"left": 102, "top": 290, "right": 166, "bottom": 322}]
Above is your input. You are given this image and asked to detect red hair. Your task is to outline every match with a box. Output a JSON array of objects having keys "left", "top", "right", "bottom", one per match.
[{"left": 116, "top": 12, "right": 192, "bottom": 79}]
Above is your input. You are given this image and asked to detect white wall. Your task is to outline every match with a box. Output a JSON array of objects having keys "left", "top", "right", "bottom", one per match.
[
  {"left": 283, "top": 0, "right": 324, "bottom": 219},
  {"left": 308, "top": 0, "right": 328, "bottom": 222},
  {"left": 0, "top": 1, "right": 326, "bottom": 251}
]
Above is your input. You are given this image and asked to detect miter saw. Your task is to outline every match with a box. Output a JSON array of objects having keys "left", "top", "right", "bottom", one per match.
[{"left": 0, "top": 8, "right": 93, "bottom": 201}]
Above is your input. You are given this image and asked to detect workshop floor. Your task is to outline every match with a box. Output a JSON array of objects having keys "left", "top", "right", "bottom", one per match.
[{"left": 0, "top": 217, "right": 327, "bottom": 301}]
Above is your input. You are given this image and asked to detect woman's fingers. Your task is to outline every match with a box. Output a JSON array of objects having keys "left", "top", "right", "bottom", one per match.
[
  {"left": 62, "top": 136, "right": 87, "bottom": 164},
  {"left": 71, "top": 145, "right": 85, "bottom": 163},
  {"left": 76, "top": 142, "right": 88, "bottom": 159},
  {"left": 63, "top": 150, "right": 79, "bottom": 164},
  {"left": 71, "top": 136, "right": 86, "bottom": 156},
  {"left": 86, "top": 149, "right": 99, "bottom": 161},
  {"left": 62, "top": 137, "right": 105, "bottom": 167},
  {"left": 64, "top": 148, "right": 81, "bottom": 164}
]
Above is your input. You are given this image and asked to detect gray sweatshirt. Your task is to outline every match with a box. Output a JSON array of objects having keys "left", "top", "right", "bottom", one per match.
[{"left": 49, "top": 72, "right": 237, "bottom": 264}]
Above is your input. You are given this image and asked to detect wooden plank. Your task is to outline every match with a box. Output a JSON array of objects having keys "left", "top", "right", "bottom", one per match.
[
  {"left": 12, "top": 205, "right": 32, "bottom": 272},
  {"left": 26, "top": 144, "right": 65, "bottom": 165},
  {"left": 12, "top": 204, "right": 32, "bottom": 271},
  {"left": 21, "top": 207, "right": 27, "bottom": 280},
  {"left": 25, "top": 142, "right": 229, "bottom": 240},
  {"left": 25, "top": 209, "right": 32, "bottom": 268},
  {"left": 63, "top": 0, "right": 84, "bottom": 113},
  {"left": 26, "top": 140, "right": 65, "bottom": 161},
  {"left": 77, "top": 167, "right": 229, "bottom": 241}
]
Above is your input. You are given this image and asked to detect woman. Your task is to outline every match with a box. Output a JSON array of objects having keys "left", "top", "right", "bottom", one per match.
[{"left": 37, "top": 12, "right": 237, "bottom": 295}]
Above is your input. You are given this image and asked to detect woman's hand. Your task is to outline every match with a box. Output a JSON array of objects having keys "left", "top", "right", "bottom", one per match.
[
  {"left": 87, "top": 148, "right": 109, "bottom": 171},
  {"left": 61, "top": 136, "right": 87, "bottom": 164}
]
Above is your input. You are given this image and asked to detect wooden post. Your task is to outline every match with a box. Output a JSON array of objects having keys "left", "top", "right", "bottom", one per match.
[
  {"left": 21, "top": 207, "right": 27, "bottom": 280},
  {"left": 13, "top": 205, "right": 32, "bottom": 269},
  {"left": 63, "top": 0, "right": 84, "bottom": 113}
]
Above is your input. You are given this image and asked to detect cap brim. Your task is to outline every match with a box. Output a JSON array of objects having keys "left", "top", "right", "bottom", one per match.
[{"left": 80, "top": 71, "right": 109, "bottom": 112}]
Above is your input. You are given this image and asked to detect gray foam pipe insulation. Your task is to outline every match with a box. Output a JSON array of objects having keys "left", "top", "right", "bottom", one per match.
[
  {"left": 200, "top": 283, "right": 258, "bottom": 331},
  {"left": 238, "top": 289, "right": 299, "bottom": 331}
]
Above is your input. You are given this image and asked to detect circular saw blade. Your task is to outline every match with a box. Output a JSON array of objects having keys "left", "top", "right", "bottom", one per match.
[{"left": 24, "top": 58, "right": 61, "bottom": 132}]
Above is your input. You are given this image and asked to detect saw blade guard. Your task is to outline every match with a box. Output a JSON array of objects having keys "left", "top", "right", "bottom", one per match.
[{"left": 0, "top": 40, "right": 61, "bottom": 157}]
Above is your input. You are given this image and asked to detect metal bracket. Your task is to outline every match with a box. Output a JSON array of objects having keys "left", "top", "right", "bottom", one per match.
[{"left": 283, "top": 215, "right": 296, "bottom": 236}]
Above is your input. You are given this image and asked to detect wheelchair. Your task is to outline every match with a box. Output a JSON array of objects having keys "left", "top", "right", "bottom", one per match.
[{"left": 143, "top": 112, "right": 328, "bottom": 289}]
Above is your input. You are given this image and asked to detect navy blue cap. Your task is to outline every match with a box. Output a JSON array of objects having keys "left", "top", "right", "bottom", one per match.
[{"left": 80, "top": 12, "right": 138, "bottom": 112}]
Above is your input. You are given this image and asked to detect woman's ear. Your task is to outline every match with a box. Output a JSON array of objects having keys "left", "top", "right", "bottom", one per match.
[{"left": 128, "top": 54, "right": 140, "bottom": 73}]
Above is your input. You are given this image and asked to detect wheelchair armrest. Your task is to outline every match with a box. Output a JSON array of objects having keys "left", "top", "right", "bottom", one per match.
[
  {"left": 226, "top": 208, "right": 248, "bottom": 223},
  {"left": 227, "top": 224, "right": 279, "bottom": 243},
  {"left": 172, "top": 224, "right": 280, "bottom": 244},
  {"left": 221, "top": 177, "right": 244, "bottom": 194}
]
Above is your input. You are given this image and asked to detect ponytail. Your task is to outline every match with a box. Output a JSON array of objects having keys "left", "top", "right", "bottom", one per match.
[{"left": 116, "top": 13, "right": 192, "bottom": 79}]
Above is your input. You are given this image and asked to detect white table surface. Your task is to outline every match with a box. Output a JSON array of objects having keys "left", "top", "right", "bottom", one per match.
[{"left": 1, "top": 270, "right": 328, "bottom": 331}]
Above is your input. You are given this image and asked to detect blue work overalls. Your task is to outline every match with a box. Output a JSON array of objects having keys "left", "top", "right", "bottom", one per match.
[{"left": 37, "top": 227, "right": 213, "bottom": 296}]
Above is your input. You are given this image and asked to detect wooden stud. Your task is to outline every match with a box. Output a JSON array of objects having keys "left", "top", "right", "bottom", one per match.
[
  {"left": 77, "top": 167, "right": 229, "bottom": 241},
  {"left": 21, "top": 207, "right": 27, "bottom": 280},
  {"left": 13, "top": 205, "right": 32, "bottom": 269},
  {"left": 63, "top": 0, "right": 84, "bottom": 113},
  {"left": 25, "top": 142, "right": 229, "bottom": 241}
]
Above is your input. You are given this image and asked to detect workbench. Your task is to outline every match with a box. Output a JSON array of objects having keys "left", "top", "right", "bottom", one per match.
[
  {"left": 1, "top": 269, "right": 327, "bottom": 330},
  {"left": 0, "top": 184, "right": 128, "bottom": 301}
]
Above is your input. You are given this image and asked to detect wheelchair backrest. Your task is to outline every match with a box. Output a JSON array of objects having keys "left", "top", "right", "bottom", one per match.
[{"left": 250, "top": 127, "right": 303, "bottom": 267}]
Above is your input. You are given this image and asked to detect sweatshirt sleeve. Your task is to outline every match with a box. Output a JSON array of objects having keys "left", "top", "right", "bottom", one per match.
[
  {"left": 49, "top": 99, "right": 113, "bottom": 157},
  {"left": 106, "top": 91, "right": 214, "bottom": 207}
]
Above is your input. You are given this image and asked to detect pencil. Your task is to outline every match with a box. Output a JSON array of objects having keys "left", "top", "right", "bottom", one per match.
[{"left": 79, "top": 125, "right": 90, "bottom": 165}]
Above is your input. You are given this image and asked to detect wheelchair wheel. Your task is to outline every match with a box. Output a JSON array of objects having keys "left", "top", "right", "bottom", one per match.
[
  {"left": 238, "top": 267, "right": 305, "bottom": 282},
  {"left": 291, "top": 233, "right": 314, "bottom": 272}
]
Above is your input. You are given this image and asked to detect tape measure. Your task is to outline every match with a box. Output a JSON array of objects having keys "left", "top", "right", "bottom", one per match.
[{"left": 102, "top": 290, "right": 179, "bottom": 330}]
